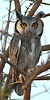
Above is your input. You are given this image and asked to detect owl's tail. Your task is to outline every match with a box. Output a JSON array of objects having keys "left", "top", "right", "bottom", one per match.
[{"left": 14, "top": 83, "right": 24, "bottom": 96}]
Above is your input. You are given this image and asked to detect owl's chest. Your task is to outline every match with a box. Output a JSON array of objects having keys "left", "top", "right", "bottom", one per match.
[
  {"left": 28, "top": 42, "right": 35, "bottom": 59},
  {"left": 21, "top": 38, "right": 36, "bottom": 59}
]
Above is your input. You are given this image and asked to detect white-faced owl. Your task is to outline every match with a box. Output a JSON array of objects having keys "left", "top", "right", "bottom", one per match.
[{"left": 9, "top": 11, "right": 44, "bottom": 96}]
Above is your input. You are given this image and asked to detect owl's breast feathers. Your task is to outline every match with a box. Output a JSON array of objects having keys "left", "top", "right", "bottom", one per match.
[
  {"left": 9, "top": 34, "right": 41, "bottom": 95},
  {"left": 9, "top": 34, "right": 41, "bottom": 71}
]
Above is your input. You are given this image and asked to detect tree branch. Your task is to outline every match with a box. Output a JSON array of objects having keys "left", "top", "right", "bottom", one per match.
[
  {"left": 23, "top": 84, "right": 31, "bottom": 100},
  {"left": 0, "top": 48, "right": 9, "bottom": 73},
  {"left": 0, "top": 30, "right": 12, "bottom": 37},
  {"left": 0, "top": 54, "right": 27, "bottom": 77},
  {"left": 22, "top": 61, "right": 50, "bottom": 90},
  {"left": 42, "top": 44, "right": 50, "bottom": 51},
  {"left": 0, "top": 47, "right": 9, "bottom": 82},
  {"left": 43, "top": 13, "right": 50, "bottom": 18},
  {"left": 14, "top": 0, "right": 21, "bottom": 12},
  {"left": 34, "top": 76, "right": 50, "bottom": 80},
  {"left": 42, "top": 2, "right": 50, "bottom": 6},
  {"left": 27, "top": 0, "right": 42, "bottom": 16}
]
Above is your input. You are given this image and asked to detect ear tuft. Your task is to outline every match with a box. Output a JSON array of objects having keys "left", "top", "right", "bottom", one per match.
[
  {"left": 16, "top": 11, "right": 23, "bottom": 20},
  {"left": 35, "top": 11, "right": 45, "bottom": 19},
  {"left": 16, "top": 11, "right": 20, "bottom": 18},
  {"left": 38, "top": 11, "right": 45, "bottom": 18}
]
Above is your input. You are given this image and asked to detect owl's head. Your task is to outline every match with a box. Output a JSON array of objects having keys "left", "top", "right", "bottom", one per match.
[{"left": 15, "top": 11, "right": 44, "bottom": 37}]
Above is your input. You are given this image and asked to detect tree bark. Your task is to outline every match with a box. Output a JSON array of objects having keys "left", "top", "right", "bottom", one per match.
[
  {"left": 14, "top": 0, "right": 21, "bottom": 12},
  {"left": 23, "top": 84, "right": 31, "bottom": 100},
  {"left": 27, "top": 0, "right": 42, "bottom": 16}
]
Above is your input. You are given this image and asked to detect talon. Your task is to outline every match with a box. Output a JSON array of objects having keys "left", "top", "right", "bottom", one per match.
[
  {"left": 19, "top": 74, "right": 25, "bottom": 83},
  {"left": 28, "top": 68, "right": 35, "bottom": 73}
]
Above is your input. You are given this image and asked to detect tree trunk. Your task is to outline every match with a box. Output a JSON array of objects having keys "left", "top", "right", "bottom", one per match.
[{"left": 23, "top": 84, "right": 31, "bottom": 100}]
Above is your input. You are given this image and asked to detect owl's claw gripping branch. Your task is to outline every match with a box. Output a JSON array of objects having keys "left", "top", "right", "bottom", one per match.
[{"left": 22, "top": 61, "right": 50, "bottom": 90}]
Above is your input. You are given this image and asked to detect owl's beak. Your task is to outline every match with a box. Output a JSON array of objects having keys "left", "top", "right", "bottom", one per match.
[{"left": 26, "top": 30, "right": 33, "bottom": 35}]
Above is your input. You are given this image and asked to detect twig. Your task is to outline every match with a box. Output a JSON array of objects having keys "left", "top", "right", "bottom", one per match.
[
  {"left": 43, "top": 13, "right": 50, "bottom": 18},
  {"left": 3, "top": 0, "right": 12, "bottom": 50},
  {"left": 0, "top": 47, "right": 9, "bottom": 82},
  {"left": 0, "top": 48, "right": 9, "bottom": 73},
  {"left": 42, "top": 2, "right": 50, "bottom": 6},
  {"left": 34, "top": 76, "right": 50, "bottom": 80},
  {"left": 24, "top": 3, "right": 33, "bottom": 15},
  {"left": 0, "top": 30, "right": 13, "bottom": 37}
]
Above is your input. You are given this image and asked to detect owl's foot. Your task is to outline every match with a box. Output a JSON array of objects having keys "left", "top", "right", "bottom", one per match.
[
  {"left": 19, "top": 74, "right": 25, "bottom": 83},
  {"left": 11, "top": 74, "right": 25, "bottom": 86},
  {"left": 28, "top": 67, "right": 35, "bottom": 73}
]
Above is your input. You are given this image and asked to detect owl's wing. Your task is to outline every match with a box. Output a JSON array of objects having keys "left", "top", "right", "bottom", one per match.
[
  {"left": 9, "top": 36, "right": 21, "bottom": 63},
  {"left": 9, "top": 35, "right": 22, "bottom": 81},
  {"left": 9, "top": 35, "right": 24, "bottom": 96}
]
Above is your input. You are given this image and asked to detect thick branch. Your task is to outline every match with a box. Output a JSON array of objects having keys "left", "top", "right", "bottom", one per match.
[
  {"left": 42, "top": 44, "right": 50, "bottom": 51},
  {"left": 23, "top": 84, "right": 31, "bottom": 100},
  {"left": 22, "top": 62, "right": 50, "bottom": 90},
  {"left": 27, "top": 0, "right": 42, "bottom": 16},
  {"left": 14, "top": 0, "right": 21, "bottom": 12}
]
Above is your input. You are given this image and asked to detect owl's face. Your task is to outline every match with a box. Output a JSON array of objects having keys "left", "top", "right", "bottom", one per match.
[{"left": 15, "top": 11, "right": 44, "bottom": 37}]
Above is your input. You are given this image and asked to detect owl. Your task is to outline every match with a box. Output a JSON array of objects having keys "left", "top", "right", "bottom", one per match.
[{"left": 9, "top": 11, "right": 44, "bottom": 96}]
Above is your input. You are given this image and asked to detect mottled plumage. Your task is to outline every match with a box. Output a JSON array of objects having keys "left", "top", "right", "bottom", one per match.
[{"left": 9, "top": 11, "right": 44, "bottom": 96}]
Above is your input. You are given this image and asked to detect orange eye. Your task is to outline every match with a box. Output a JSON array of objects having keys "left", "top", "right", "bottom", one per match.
[
  {"left": 32, "top": 22, "right": 38, "bottom": 28},
  {"left": 21, "top": 23, "right": 27, "bottom": 28}
]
